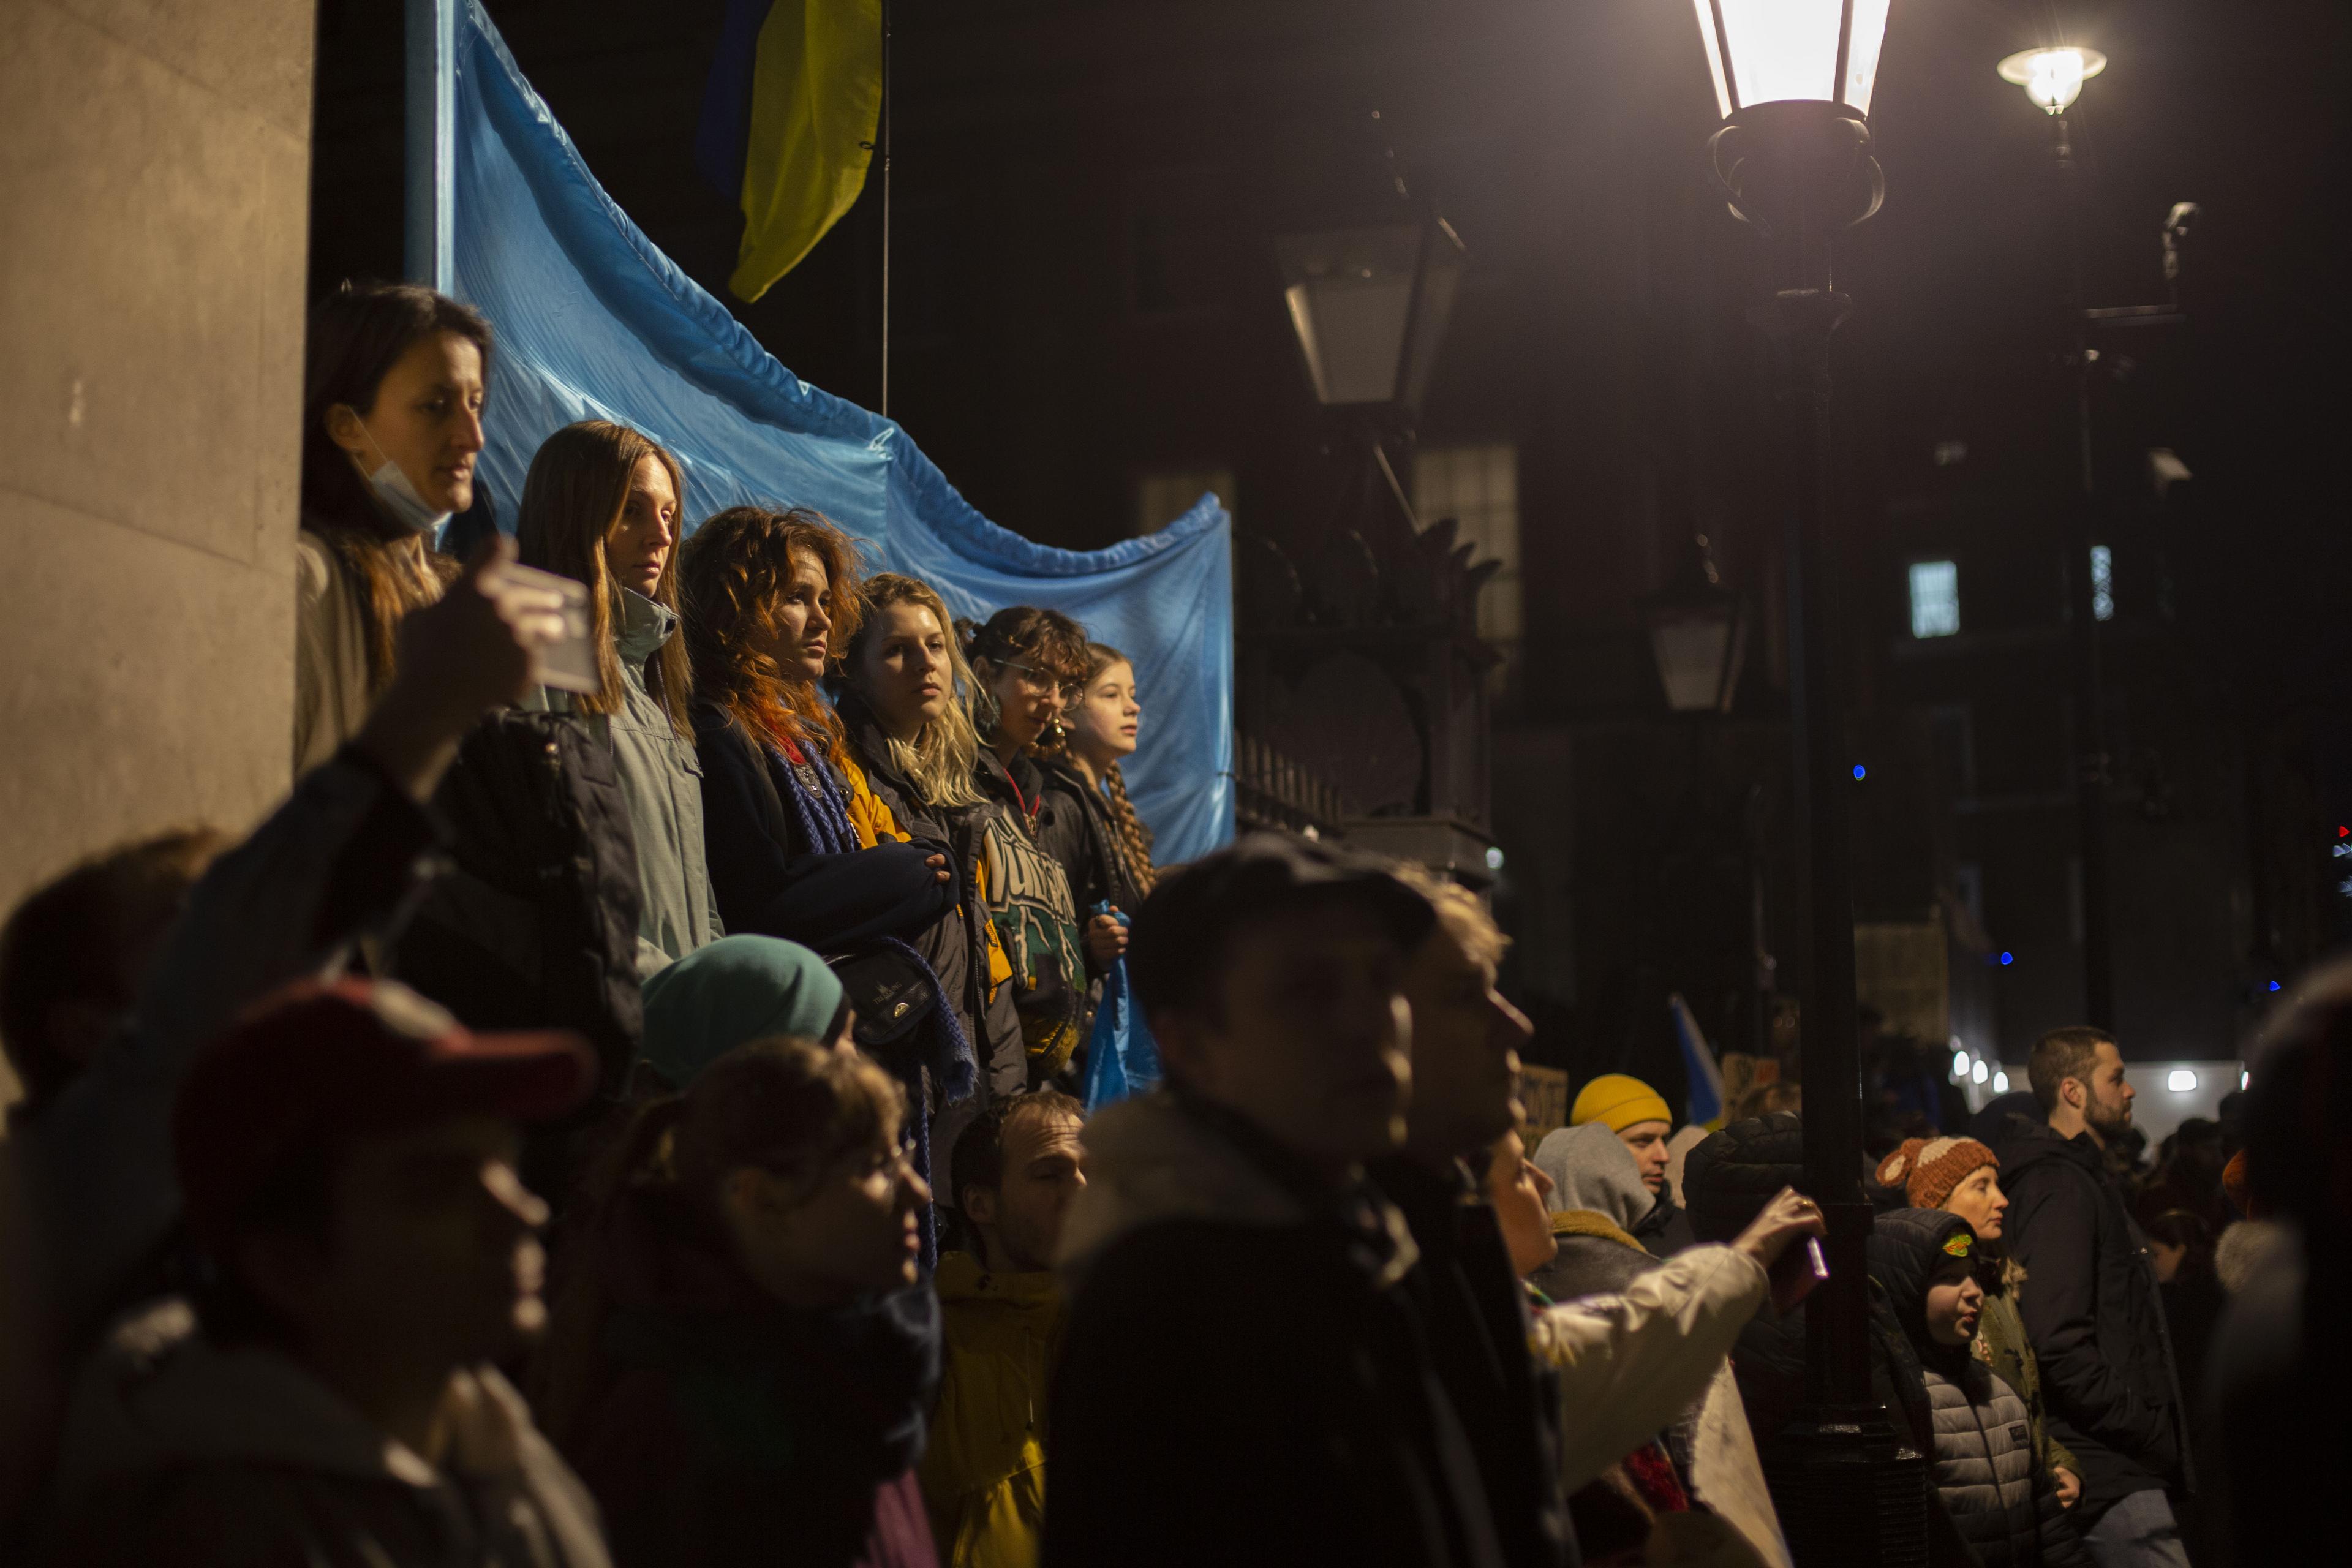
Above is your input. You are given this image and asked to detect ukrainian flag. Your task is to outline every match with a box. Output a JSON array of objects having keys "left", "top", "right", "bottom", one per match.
[{"left": 696, "top": 0, "right": 883, "bottom": 303}]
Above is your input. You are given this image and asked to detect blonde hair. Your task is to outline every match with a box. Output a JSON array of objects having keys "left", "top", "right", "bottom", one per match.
[
  {"left": 516, "top": 421, "right": 693, "bottom": 738},
  {"left": 1391, "top": 861, "right": 1509, "bottom": 971},
  {"left": 677, "top": 505, "right": 866, "bottom": 765},
  {"left": 843, "top": 573, "right": 984, "bottom": 809}
]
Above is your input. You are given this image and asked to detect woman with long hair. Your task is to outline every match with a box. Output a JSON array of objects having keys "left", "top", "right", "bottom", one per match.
[
  {"left": 676, "top": 508, "right": 955, "bottom": 951},
  {"left": 961, "top": 609, "right": 1092, "bottom": 1084},
  {"left": 537, "top": 1038, "right": 941, "bottom": 1568},
  {"left": 1036, "top": 641, "right": 1156, "bottom": 949},
  {"left": 838, "top": 575, "right": 1025, "bottom": 1102},
  {"left": 516, "top": 420, "right": 719, "bottom": 977},
  {"left": 295, "top": 282, "right": 491, "bottom": 769}
]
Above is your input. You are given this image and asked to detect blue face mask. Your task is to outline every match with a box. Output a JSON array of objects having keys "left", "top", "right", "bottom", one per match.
[{"left": 352, "top": 418, "right": 453, "bottom": 537}]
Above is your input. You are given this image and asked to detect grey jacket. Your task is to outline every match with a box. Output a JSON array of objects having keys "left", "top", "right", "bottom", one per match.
[
  {"left": 530, "top": 589, "right": 722, "bottom": 979},
  {"left": 1920, "top": 1363, "right": 2088, "bottom": 1568},
  {"left": 40, "top": 1300, "right": 610, "bottom": 1568}
]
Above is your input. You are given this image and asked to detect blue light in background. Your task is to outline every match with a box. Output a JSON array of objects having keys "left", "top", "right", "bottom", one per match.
[
  {"left": 1852, "top": 764, "right": 1868, "bottom": 780},
  {"left": 2000, "top": 951, "right": 2015, "bottom": 967},
  {"left": 2269, "top": 981, "right": 2283, "bottom": 992}
]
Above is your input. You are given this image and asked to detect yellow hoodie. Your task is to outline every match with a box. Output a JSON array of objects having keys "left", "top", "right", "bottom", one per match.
[{"left": 918, "top": 1251, "right": 1063, "bottom": 1568}]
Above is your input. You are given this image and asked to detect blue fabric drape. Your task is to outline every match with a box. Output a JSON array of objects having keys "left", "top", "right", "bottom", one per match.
[{"left": 447, "top": 1, "right": 1234, "bottom": 862}]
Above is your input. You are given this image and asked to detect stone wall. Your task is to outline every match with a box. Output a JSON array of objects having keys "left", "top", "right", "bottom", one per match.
[{"left": 0, "top": 1, "right": 315, "bottom": 1106}]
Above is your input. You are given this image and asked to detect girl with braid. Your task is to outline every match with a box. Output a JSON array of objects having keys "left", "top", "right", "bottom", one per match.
[{"left": 1036, "top": 643, "right": 1158, "bottom": 968}]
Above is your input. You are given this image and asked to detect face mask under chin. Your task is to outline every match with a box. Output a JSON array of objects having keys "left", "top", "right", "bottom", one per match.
[{"left": 352, "top": 417, "right": 453, "bottom": 537}]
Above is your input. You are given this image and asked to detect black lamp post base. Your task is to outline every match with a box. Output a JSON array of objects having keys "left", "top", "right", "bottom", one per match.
[{"left": 1764, "top": 1408, "right": 1931, "bottom": 1567}]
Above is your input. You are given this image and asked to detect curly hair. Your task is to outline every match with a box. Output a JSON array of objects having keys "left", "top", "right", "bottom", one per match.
[
  {"left": 678, "top": 505, "right": 867, "bottom": 764},
  {"left": 963, "top": 605, "right": 1090, "bottom": 748},
  {"left": 842, "top": 573, "right": 985, "bottom": 809},
  {"left": 516, "top": 421, "right": 693, "bottom": 737}
]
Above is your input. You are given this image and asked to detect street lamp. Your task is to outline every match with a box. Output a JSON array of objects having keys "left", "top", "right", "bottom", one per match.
[
  {"left": 1997, "top": 45, "right": 2108, "bottom": 115},
  {"left": 1683, "top": 3, "right": 1925, "bottom": 1562},
  {"left": 1275, "top": 217, "right": 1466, "bottom": 413},
  {"left": 1642, "top": 535, "right": 1748, "bottom": 715}
]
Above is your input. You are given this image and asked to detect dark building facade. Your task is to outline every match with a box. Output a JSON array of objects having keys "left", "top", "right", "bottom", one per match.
[{"left": 311, "top": 0, "right": 2351, "bottom": 1088}]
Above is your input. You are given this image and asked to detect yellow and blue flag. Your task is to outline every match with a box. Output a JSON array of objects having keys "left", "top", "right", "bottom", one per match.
[{"left": 696, "top": 0, "right": 883, "bottom": 303}]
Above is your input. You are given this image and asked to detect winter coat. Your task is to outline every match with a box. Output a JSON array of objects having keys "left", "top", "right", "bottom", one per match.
[
  {"left": 969, "top": 754, "right": 1087, "bottom": 1082},
  {"left": 1368, "top": 1155, "right": 1574, "bottom": 1568},
  {"left": 837, "top": 692, "right": 1024, "bottom": 1102},
  {"left": 1032, "top": 753, "right": 1148, "bottom": 941},
  {"left": 1985, "top": 1115, "right": 2191, "bottom": 1520},
  {"left": 918, "top": 1253, "right": 1062, "bottom": 1568},
  {"left": 293, "top": 527, "right": 446, "bottom": 772},
  {"left": 692, "top": 705, "right": 957, "bottom": 957},
  {"left": 1046, "top": 1091, "right": 1504, "bottom": 1568},
  {"left": 1868, "top": 1209, "right": 2088, "bottom": 1568},
  {"left": 561, "top": 1190, "right": 940, "bottom": 1568},
  {"left": 529, "top": 589, "right": 723, "bottom": 979},
  {"left": 1918, "top": 1366, "right": 2088, "bottom": 1568},
  {"left": 23, "top": 747, "right": 443, "bottom": 1340},
  {"left": 40, "top": 1299, "right": 609, "bottom": 1568},
  {"left": 1523, "top": 1207, "right": 1790, "bottom": 1568},
  {"left": 1975, "top": 1254, "right": 2079, "bottom": 1487}
]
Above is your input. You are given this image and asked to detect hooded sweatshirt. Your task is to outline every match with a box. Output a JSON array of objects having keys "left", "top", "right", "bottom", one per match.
[
  {"left": 40, "top": 1298, "right": 609, "bottom": 1568},
  {"left": 1045, "top": 1091, "right": 1504, "bottom": 1568}
]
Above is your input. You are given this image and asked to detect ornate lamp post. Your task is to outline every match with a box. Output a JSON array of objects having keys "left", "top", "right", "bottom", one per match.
[
  {"left": 1998, "top": 36, "right": 2119, "bottom": 1030},
  {"left": 1684, "top": 3, "right": 1926, "bottom": 1560},
  {"left": 1642, "top": 534, "right": 1748, "bottom": 716}
]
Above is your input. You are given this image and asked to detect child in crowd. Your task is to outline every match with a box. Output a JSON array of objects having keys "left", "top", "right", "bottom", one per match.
[
  {"left": 537, "top": 1038, "right": 940, "bottom": 1568},
  {"left": 1875, "top": 1136, "right": 2082, "bottom": 1509},
  {"left": 294, "top": 283, "right": 489, "bottom": 771},
  {"left": 1035, "top": 642, "right": 1156, "bottom": 952},
  {"left": 517, "top": 421, "right": 718, "bottom": 979},
  {"left": 1867, "top": 1209, "right": 2089, "bottom": 1568},
  {"left": 38, "top": 980, "right": 608, "bottom": 1568},
  {"left": 921, "top": 1091, "right": 1085, "bottom": 1568}
]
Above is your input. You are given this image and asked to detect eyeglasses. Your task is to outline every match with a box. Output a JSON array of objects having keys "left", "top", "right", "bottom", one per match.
[{"left": 1000, "top": 659, "right": 1082, "bottom": 704}]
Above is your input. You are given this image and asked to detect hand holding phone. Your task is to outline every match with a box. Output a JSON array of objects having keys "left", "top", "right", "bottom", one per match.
[{"left": 1732, "top": 1186, "right": 1829, "bottom": 1311}]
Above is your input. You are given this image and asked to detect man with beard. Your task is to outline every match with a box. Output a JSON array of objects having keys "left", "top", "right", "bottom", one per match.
[{"left": 1988, "top": 1028, "right": 2192, "bottom": 1568}]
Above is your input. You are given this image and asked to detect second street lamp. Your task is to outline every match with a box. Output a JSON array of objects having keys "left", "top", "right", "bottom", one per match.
[{"left": 1683, "top": 1, "right": 1925, "bottom": 1561}]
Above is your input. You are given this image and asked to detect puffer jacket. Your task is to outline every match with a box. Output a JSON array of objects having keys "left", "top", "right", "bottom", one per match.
[
  {"left": 1920, "top": 1365, "right": 2089, "bottom": 1568},
  {"left": 1984, "top": 1115, "right": 2190, "bottom": 1521},
  {"left": 918, "top": 1253, "right": 1061, "bottom": 1568}
]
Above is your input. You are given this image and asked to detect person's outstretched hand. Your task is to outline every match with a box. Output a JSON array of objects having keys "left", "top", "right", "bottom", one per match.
[
  {"left": 1084, "top": 911, "right": 1128, "bottom": 966},
  {"left": 1730, "top": 1186, "right": 1826, "bottom": 1274},
  {"left": 356, "top": 535, "right": 568, "bottom": 800}
]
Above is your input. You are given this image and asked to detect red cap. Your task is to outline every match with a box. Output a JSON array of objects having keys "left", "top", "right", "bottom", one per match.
[{"left": 173, "top": 979, "right": 596, "bottom": 1247}]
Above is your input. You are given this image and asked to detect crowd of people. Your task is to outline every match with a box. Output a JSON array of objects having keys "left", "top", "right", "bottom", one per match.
[{"left": 0, "top": 280, "right": 2332, "bottom": 1567}]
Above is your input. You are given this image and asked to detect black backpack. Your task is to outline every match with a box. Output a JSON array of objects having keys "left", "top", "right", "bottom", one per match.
[{"left": 387, "top": 710, "right": 646, "bottom": 1101}]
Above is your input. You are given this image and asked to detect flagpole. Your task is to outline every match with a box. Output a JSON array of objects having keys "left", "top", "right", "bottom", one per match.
[
  {"left": 879, "top": 0, "right": 892, "bottom": 419},
  {"left": 404, "top": 0, "right": 457, "bottom": 292}
]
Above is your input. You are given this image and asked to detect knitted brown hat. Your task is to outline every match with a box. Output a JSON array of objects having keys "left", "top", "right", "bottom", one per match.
[{"left": 1874, "top": 1136, "right": 1998, "bottom": 1211}]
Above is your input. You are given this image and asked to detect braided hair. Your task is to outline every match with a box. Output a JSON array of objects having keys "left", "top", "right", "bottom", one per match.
[{"left": 1080, "top": 643, "right": 1156, "bottom": 895}]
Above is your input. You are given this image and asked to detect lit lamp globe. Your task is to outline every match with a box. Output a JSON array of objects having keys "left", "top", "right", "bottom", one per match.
[
  {"left": 1996, "top": 46, "right": 2108, "bottom": 115},
  {"left": 1689, "top": 0, "right": 1896, "bottom": 120},
  {"left": 1275, "top": 218, "right": 1467, "bottom": 412}
]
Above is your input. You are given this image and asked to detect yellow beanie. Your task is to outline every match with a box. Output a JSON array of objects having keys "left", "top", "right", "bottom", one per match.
[{"left": 1570, "top": 1073, "right": 1672, "bottom": 1133}]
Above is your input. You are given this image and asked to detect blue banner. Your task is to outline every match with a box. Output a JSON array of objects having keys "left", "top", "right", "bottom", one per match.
[{"left": 447, "top": 1, "right": 1234, "bottom": 861}]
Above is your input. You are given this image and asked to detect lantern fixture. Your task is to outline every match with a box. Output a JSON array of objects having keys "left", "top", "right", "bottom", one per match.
[
  {"left": 1642, "top": 534, "right": 1748, "bottom": 715},
  {"left": 1689, "top": 0, "right": 1897, "bottom": 121},
  {"left": 1276, "top": 217, "right": 1467, "bottom": 412},
  {"left": 1996, "top": 46, "right": 2108, "bottom": 116}
]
